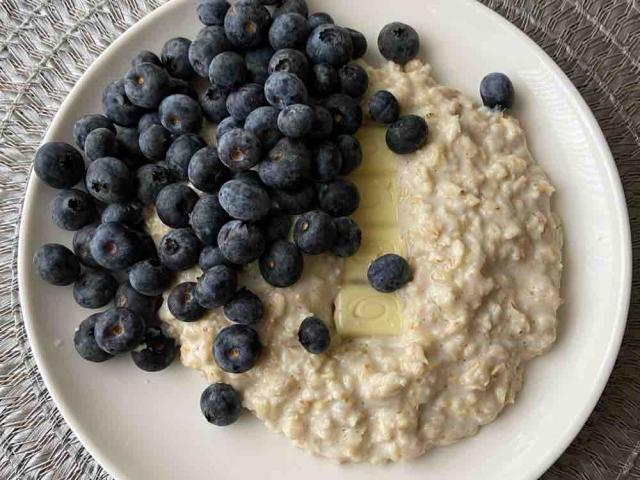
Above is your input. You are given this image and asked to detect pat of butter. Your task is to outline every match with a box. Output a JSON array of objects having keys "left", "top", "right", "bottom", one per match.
[{"left": 334, "top": 126, "right": 404, "bottom": 337}]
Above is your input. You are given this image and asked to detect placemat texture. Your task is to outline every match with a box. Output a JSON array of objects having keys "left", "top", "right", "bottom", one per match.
[{"left": 0, "top": 0, "right": 638, "bottom": 478}]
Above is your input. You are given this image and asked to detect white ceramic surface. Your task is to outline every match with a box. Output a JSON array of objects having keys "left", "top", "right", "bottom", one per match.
[{"left": 17, "top": 0, "right": 631, "bottom": 479}]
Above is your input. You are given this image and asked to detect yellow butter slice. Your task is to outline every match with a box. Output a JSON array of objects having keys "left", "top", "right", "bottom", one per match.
[{"left": 334, "top": 126, "right": 404, "bottom": 337}]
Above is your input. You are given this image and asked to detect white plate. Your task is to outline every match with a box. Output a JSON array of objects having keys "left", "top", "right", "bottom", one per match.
[{"left": 17, "top": 0, "right": 631, "bottom": 479}]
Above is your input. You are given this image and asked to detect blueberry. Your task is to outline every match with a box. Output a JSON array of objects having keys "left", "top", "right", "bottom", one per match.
[
  {"left": 480, "top": 72, "right": 514, "bottom": 110},
  {"left": 188, "top": 147, "right": 231, "bottom": 193},
  {"left": 94, "top": 307, "right": 146, "bottom": 354},
  {"left": 84, "top": 127, "right": 119, "bottom": 160},
  {"left": 258, "top": 137, "right": 311, "bottom": 189},
  {"left": 168, "top": 282, "right": 206, "bottom": 321},
  {"left": 135, "top": 163, "right": 173, "bottom": 204},
  {"left": 347, "top": 28, "right": 367, "bottom": 59},
  {"left": 74, "top": 313, "right": 113, "bottom": 362},
  {"left": 339, "top": 63, "right": 368, "bottom": 98},
  {"left": 158, "top": 228, "right": 201, "bottom": 271},
  {"left": 244, "top": 45, "right": 275, "bottom": 85},
  {"left": 244, "top": 106, "right": 282, "bottom": 149},
  {"left": 73, "top": 114, "right": 115, "bottom": 150},
  {"left": 226, "top": 83, "right": 267, "bottom": 121},
  {"left": 368, "top": 90, "right": 400, "bottom": 124},
  {"left": 129, "top": 259, "right": 172, "bottom": 296},
  {"left": 234, "top": 169, "right": 265, "bottom": 187},
  {"left": 218, "top": 128, "right": 262, "bottom": 172},
  {"left": 195, "top": 264, "right": 238, "bottom": 308},
  {"left": 224, "top": 288, "right": 263, "bottom": 326},
  {"left": 331, "top": 217, "right": 361, "bottom": 257},
  {"left": 294, "top": 210, "right": 336, "bottom": 254},
  {"left": 216, "top": 117, "right": 242, "bottom": 143},
  {"left": 367, "top": 253, "right": 412, "bottom": 292},
  {"left": 159, "top": 94, "right": 203, "bottom": 135},
  {"left": 197, "top": 0, "right": 230, "bottom": 26},
  {"left": 138, "top": 124, "right": 172, "bottom": 160},
  {"left": 318, "top": 179, "right": 360, "bottom": 217},
  {"left": 321, "top": 93, "right": 363, "bottom": 134},
  {"left": 271, "top": 181, "right": 315, "bottom": 214},
  {"left": 310, "top": 63, "right": 339, "bottom": 96},
  {"left": 200, "top": 383, "right": 242, "bottom": 426},
  {"left": 259, "top": 240, "right": 303, "bottom": 287},
  {"left": 209, "top": 51, "right": 247, "bottom": 90},
  {"left": 168, "top": 77, "right": 198, "bottom": 99},
  {"left": 218, "top": 179, "right": 270, "bottom": 222},
  {"left": 260, "top": 208, "right": 291, "bottom": 242},
  {"left": 306, "top": 25, "right": 353, "bottom": 67},
  {"left": 138, "top": 112, "right": 161, "bottom": 133},
  {"left": 166, "top": 133, "right": 206, "bottom": 180},
  {"left": 269, "top": 13, "right": 309, "bottom": 50},
  {"left": 161, "top": 37, "right": 196, "bottom": 79},
  {"left": 124, "top": 62, "right": 171, "bottom": 109},
  {"left": 131, "top": 326, "right": 178, "bottom": 372},
  {"left": 217, "top": 220, "right": 266, "bottom": 265},
  {"left": 273, "top": 0, "right": 308, "bottom": 19},
  {"left": 101, "top": 201, "right": 144, "bottom": 226},
  {"left": 73, "top": 225, "right": 99, "bottom": 268},
  {"left": 378, "top": 22, "right": 420, "bottom": 65},
  {"left": 386, "top": 114, "right": 428, "bottom": 154},
  {"left": 114, "top": 281, "right": 157, "bottom": 321},
  {"left": 264, "top": 72, "right": 308, "bottom": 109},
  {"left": 268, "top": 48, "right": 310, "bottom": 81},
  {"left": 115, "top": 127, "right": 145, "bottom": 169},
  {"left": 277, "top": 103, "right": 314, "bottom": 138},
  {"left": 90, "top": 222, "right": 142, "bottom": 270},
  {"left": 307, "top": 12, "right": 334, "bottom": 30},
  {"left": 199, "top": 246, "right": 235, "bottom": 271},
  {"left": 308, "top": 106, "right": 333, "bottom": 142},
  {"left": 156, "top": 184, "right": 199, "bottom": 228},
  {"left": 190, "top": 194, "right": 230, "bottom": 245},
  {"left": 311, "top": 141, "right": 342, "bottom": 183},
  {"left": 33, "top": 142, "right": 85, "bottom": 189},
  {"left": 298, "top": 316, "right": 330, "bottom": 354},
  {"left": 188, "top": 26, "right": 232, "bottom": 78},
  {"left": 73, "top": 270, "right": 117, "bottom": 308},
  {"left": 131, "top": 50, "right": 162, "bottom": 67},
  {"left": 336, "top": 134, "right": 362, "bottom": 174},
  {"left": 199, "top": 86, "right": 230, "bottom": 123},
  {"left": 34, "top": 244, "right": 80, "bottom": 286},
  {"left": 102, "top": 79, "right": 146, "bottom": 127},
  {"left": 85, "top": 157, "right": 133, "bottom": 204},
  {"left": 213, "top": 324, "right": 261, "bottom": 373},
  {"left": 223, "top": 1, "right": 271, "bottom": 49},
  {"left": 51, "top": 189, "right": 96, "bottom": 231}
]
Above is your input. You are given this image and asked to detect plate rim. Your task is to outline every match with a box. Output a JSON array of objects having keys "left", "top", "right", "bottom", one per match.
[{"left": 16, "top": 0, "right": 632, "bottom": 478}]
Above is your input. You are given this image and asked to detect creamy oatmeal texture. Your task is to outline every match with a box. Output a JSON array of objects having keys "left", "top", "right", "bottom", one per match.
[{"left": 146, "top": 59, "right": 563, "bottom": 463}]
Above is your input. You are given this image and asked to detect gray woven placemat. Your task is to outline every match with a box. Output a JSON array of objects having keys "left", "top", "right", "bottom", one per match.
[{"left": 0, "top": 0, "right": 638, "bottom": 478}]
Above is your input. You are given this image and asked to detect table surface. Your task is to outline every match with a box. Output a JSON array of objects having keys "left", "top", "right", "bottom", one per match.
[{"left": 0, "top": 0, "right": 638, "bottom": 478}]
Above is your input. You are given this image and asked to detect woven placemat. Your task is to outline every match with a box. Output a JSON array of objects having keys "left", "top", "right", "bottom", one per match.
[{"left": 0, "top": 0, "right": 638, "bottom": 478}]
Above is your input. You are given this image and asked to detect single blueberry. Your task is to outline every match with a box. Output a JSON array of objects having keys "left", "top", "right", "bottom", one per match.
[
  {"left": 307, "top": 12, "right": 334, "bottom": 30},
  {"left": 131, "top": 50, "right": 162, "bottom": 67},
  {"left": 294, "top": 210, "right": 336, "bottom": 254},
  {"left": 271, "top": 181, "right": 315, "bottom": 214},
  {"left": 166, "top": 133, "right": 206, "bottom": 180},
  {"left": 311, "top": 141, "right": 342, "bottom": 183},
  {"left": 34, "top": 244, "right": 80, "bottom": 286},
  {"left": 115, "top": 127, "right": 145, "bottom": 169},
  {"left": 200, "top": 383, "right": 242, "bottom": 426},
  {"left": 129, "top": 259, "right": 172, "bottom": 296},
  {"left": 336, "top": 134, "right": 362, "bottom": 174},
  {"left": 321, "top": 93, "right": 363, "bottom": 134},
  {"left": 138, "top": 124, "right": 172, "bottom": 161},
  {"left": 480, "top": 72, "right": 514, "bottom": 110},
  {"left": 318, "top": 179, "right": 360, "bottom": 217},
  {"left": 347, "top": 28, "right": 367, "bottom": 59},
  {"left": 73, "top": 114, "right": 115, "bottom": 150},
  {"left": 310, "top": 63, "right": 339, "bottom": 96},
  {"left": 223, "top": 1, "right": 271, "bottom": 49},
  {"left": 161, "top": 37, "right": 196, "bottom": 79},
  {"left": 226, "top": 83, "right": 267, "bottom": 121},
  {"left": 73, "top": 270, "right": 118, "bottom": 309},
  {"left": 368, "top": 90, "right": 400, "bottom": 124},
  {"left": 258, "top": 137, "right": 311, "bottom": 189},
  {"left": 51, "top": 189, "right": 96, "bottom": 231},
  {"left": 131, "top": 326, "right": 178, "bottom": 372},
  {"left": 218, "top": 128, "right": 262, "bottom": 172},
  {"left": 94, "top": 307, "right": 146, "bottom": 354},
  {"left": 209, "top": 51, "right": 247, "bottom": 90},
  {"left": 90, "top": 222, "right": 142, "bottom": 270},
  {"left": 190, "top": 194, "right": 230, "bottom": 245},
  {"left": 199, "top": 86, "right": 230, "bottom": 123},
  {"left": 218, "top": 179, "right": 270, "bottom": 222},
  {"left": 188, "top": 26, "right": 232, "bottom": 78},
  {"left": 224, "top": 288, "right": 263, "bottom": 326},
  {"left": 244, "top": 106, "right": 282, "bottom": 149},
  {"left": 73, "top": 225, "right": 100, "bottom": 268},
  {"left": 216, "top": 116, "right": 242, "bottom": 143},
  {"left": 74, "top": 313, "right": 113, "bottom": 362},
  {"left": 155, "top": 184, "right": 199, "bottom": 228},
  {"left": 195, "top": 264, "right": 238, "bottom": 308},
  {"left": 298, "top": 316, "right": 330, "bottom": 354},
  {"left": 331, "top": 217, "right": 361, "bottom": 257},
  {"left": 308, "top": 106, "right": 333, "bottom": 142},
  {"left": 377, "top": 22, "right": 420, "bottom": 65},
  {"left": 168, "top": 282, "right": 206, "bottom": 322},
  {"left": 138, "top": 112, "right": 161, "bottom": 133},
  {"left": 306, "top": 25, "right": 353, "bottom": 67},
  {"left": 269, "top": 13, "right": 310, "bottom": 50},
  {"left": 197, "top": 0, "right": 230, "bottom": 26},
  {"left": 277, "top": 103, "right": 314, "bottom": 138},
  {"left": 101, "top": 201, "right": 144, "bottom": 226},
  {"left": 259, "top": 239, "right": 303, "bottom": 287},
  {"left": 264, "top": 72, "right": 308, "bottom": 109},
  {"left": 260, "top": 208, "right": 291, "bottom": 242},
  {"left": 33, "top": 142, "right": 85, "bottom": 189},
  {"left": 84, "top": 127, "right": 118, "bottom": 160},
  {"left": 339, "top": 63, "right": 368, "bottom": 98},
  {"left": 217, "top": 220, "right": 266, "bottom": 265},
  {"left": 386, "top": 114, "right": 428, "bottom": 154},
  {"left": 124, "top": 62, "right": 171, "bottom": 109},
  {"left": 273, "top": 0, "right": 308, "bottom": 19},
  {"left": 158, "top": 228, "right": 201, "bottom": 271},
  {"left": 85, "top": 157, "right": 133, "bottom": 204},
  {"left": 188, "top": 147, "right": 231, "bottom": 193},
  {"left": 213, "top": 324, "right": 261, "bottom": 373},
  {"left": 102, "top": 79, "right": 146, "bottom": 127},
  {"left": 199, "top": 246, "right": 235, "bottom": 271},
  {"left": 159, "top": 94, "right": 203, "bottom": 135},
  {"left": 268, "top": 48, "right": 310, "bottom": 81},
  {"left": 244, "top": 45, "right": 275, "bottom": 85},
  {"left": 135, "top": 163, "right": 174, "bottom": 204},
  {"left": 367, "top": 253, "right": 412, "bottom": 292}
]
